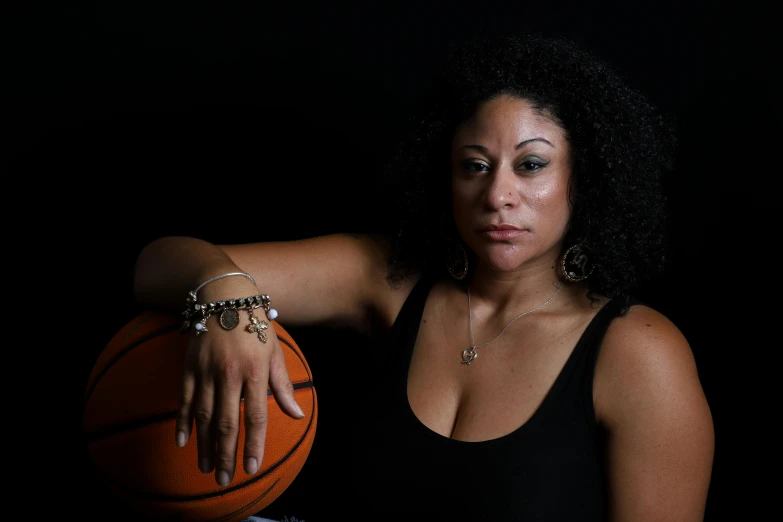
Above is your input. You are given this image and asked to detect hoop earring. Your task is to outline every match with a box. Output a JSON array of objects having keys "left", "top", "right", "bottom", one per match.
[
  {"left": 561, "top": 243, "right": 594, "bottom": 282},
  {"left": 446, "top": 242, "right": 468, "bottom": 280}
]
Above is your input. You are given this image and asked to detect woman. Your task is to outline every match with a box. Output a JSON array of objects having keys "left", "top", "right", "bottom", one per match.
[{"left": 133, "top": 34, "right": 714, "bottom": 520}]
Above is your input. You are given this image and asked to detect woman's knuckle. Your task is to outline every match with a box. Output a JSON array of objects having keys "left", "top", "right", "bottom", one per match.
[
  {"left": 217, "top": 417, "right": 238, "bottom": 436},
  {"left": 246, "top": 358, "right": 265, "bottom": 382},
  {"left": 221, "top": 359, "right": 241, "bottom": 380},
  {"left": 195, "top": 408, "right": 212, "bottom": 424},
  {"left": 245, "top": 409, "right": 268, "bottom": 427}
]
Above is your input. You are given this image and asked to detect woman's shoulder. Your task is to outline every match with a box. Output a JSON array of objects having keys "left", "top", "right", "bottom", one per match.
[
  {"left": 597, "top": 301, "right": 695, "bottom": 378},
  {"left": 593, "top": 300, "right": 708, "bottom": 425},
  {"left": 602, "top": 300, "right": 689, "bottom": 354}
]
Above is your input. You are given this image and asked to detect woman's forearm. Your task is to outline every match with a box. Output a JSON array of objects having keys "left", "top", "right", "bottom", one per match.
[{"left": 132, "top": 236, "right": 250, "bottom": 313}]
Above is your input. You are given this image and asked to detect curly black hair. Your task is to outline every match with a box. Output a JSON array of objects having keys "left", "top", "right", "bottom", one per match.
[{"left": 378, "top": 33, "right": 677, "bottom": 304}]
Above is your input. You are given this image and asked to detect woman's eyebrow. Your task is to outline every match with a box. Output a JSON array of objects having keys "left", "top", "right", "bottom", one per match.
[{"left": 459, "top": 137, "right": 554, "bottom": 152}]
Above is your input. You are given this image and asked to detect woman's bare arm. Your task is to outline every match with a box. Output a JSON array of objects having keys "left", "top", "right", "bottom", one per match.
[
  {"left": 130, "top": 232, "right": 396, "bottom": 488},
  {"left": 594, "top": 306, "right": 715, "bottom": 521},
  {"left": 133, "top": 233, "right": 393, "bottom": 330}
]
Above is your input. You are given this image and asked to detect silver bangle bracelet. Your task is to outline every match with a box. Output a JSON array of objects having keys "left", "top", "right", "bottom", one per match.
[{"left": 187, "top": 271, "right": 257, "bottom": 302}]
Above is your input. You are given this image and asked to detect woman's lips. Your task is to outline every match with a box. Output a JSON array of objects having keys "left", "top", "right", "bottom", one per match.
[
  {"left": 481, "top": 229, "right": 527, "bottom": 240},
  {"left": 477, "top": 225, "right": 528, "bottom": 241}
]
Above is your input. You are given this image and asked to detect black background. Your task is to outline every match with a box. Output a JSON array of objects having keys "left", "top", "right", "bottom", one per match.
[{"left": 10, "top": 2, "right": 775, "bottom": 521}]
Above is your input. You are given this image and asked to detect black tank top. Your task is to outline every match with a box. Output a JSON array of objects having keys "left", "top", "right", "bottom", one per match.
[{"left": 352, "top": 273, "right": 636, "bottom": 521}]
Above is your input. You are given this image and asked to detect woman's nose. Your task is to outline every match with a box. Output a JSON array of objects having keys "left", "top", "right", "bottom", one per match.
[{"left": 484, "top": 168, "right": 519, "bottom": 210}]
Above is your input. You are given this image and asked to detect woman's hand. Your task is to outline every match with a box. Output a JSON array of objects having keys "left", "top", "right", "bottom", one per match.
[{"left": 173, "top": 284, "right": 305, "bottom": 487}]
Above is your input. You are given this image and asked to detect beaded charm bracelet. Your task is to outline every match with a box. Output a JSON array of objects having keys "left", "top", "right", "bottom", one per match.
[{"left": 181, "top": 294, "right": 279, "bottom": 343}]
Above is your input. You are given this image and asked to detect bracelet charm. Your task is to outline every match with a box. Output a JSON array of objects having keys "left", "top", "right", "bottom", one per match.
[
  {"left": 180, "top": 317, "right": 192, "bottom": 335},
  {"left": 246, "top": 308, "right": 269, "bottom": 343},
  {"left": 194, "top": 316, "right": 209, "bottom": 335},
  {"left": 219, "top": 309, "right": 240, "bottom": 330}
]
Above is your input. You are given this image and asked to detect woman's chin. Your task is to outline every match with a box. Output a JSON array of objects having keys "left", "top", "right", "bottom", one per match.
[
  {"left": 474, "top": 244, "right": 551, "bottom": 274},
  {"left": 478, "top": 254, "right": 527, "bottom": 274}
]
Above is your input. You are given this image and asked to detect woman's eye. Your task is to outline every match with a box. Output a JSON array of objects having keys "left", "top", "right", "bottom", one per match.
[
  {"left": 462, "top": 161, "right": 489, "bottom": 173},
  {"left": 518, "top": 159, "right": 547, "bottom": 172}
]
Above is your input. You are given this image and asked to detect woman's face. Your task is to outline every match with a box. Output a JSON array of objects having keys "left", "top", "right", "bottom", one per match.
[{"left": 451, "top": 94, "right": 572, "bottom": 274}]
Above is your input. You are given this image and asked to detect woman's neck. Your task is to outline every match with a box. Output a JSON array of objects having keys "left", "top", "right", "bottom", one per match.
[{"left": 466, "top": 260, "right": 567, "bottom": 313}]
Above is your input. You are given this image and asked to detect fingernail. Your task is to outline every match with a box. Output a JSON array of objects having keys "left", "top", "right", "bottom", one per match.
[
  {"left": 216, "top": 470, "right": 231, "bottom": 486},
  {"left": 176, "top": 430, "right": 186, "bottom": 448},
  {"left": 295, "top": 402, "right": 304, "bottom": 418},
  {"left": 199, "top": 457, "right": 210, "bottom": 473},
  {"left": 245, "top": 457, "right": 258, "bottom": 474}
]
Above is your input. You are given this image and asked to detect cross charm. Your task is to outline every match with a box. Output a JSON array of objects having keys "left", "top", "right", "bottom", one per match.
[{"left": 246, "top": 310, "right": 269, "bottom": 343}]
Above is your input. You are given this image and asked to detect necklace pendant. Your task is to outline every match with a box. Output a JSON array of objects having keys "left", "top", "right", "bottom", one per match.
[{"left": 462, "top": 346, "right": 478, "bottom": 365}]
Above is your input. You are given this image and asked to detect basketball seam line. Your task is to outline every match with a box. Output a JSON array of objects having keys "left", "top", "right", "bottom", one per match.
[{"left": 82, "top": 321, "right": 181, "bottom": 407}]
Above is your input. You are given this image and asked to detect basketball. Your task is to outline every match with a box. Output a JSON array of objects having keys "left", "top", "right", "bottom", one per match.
[{"left": 82, "top": 310, "right": 317, "bottom": 522}]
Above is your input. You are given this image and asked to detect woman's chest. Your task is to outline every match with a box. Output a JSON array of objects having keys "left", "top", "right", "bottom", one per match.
[{"left": 406, "top": 302, "right": 597, "bottom": 442}]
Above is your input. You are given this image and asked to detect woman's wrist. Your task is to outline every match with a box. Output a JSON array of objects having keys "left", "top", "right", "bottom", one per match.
[
  {"left": 181, "top": 270, "right": 279, "bottom": 339},
  {"left": 190, "top": 271, "right": 256, "bottom": 300},
  {"left": 194, "top": 271, "right": 259, "bottom": 303}
]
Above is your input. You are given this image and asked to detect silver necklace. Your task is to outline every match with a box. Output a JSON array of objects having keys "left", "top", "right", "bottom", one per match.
[{"left": 462, "top": 282, "right": 564, "bottom": 365}]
